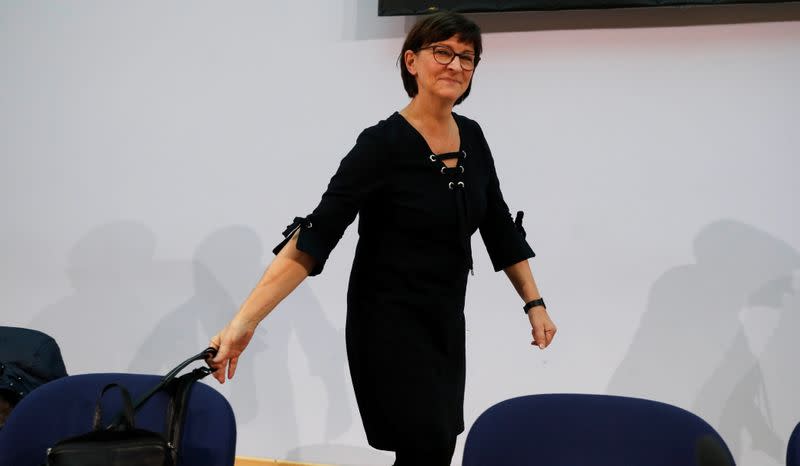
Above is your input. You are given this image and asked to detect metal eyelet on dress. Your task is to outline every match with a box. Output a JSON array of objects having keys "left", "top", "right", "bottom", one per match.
[
  {"left": 306, "top": 222, "right": 312, "bottom": 228},
  {"left": 448, "top": 182, "right": 454, "bottom": 190},
  {"left": 462, "top": 150, "right": 467, "bottom": 158},
  {"left": 459, "top": 166, "right": 465, "bottom": 173},
  {"left": 457, "top": 181, "right": 465, "bottom": 188},
  {"left": 441, "top": 167, "right": 446, "bottom": 174},
  {"left": 429, "top": 154, "right": 437, "bottom": 162}
]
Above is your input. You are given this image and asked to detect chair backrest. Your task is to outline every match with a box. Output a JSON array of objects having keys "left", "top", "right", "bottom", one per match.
[
  {"left": 0, "top": 373, "right": 236, "bottom": 466},
  {"left": 462, "top": 393, "right": 735, "bottom": 466},
  {"left": 788, "top": 421, "right": 800, "bottom": 466},
  {"left": 0, "top": 326, "right": 67, "bottom": 402}
]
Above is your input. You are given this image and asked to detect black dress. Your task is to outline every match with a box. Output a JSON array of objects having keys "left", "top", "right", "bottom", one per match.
[{"left": 273, "top": 112, "right": 534, "bottom": 450}]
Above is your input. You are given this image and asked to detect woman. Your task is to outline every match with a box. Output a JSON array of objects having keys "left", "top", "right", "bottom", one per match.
[{"left": 208, "top": 11, "right": 556, "bottom": 466}]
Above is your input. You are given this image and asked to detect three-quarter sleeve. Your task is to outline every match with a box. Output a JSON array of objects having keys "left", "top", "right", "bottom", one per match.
[
  {"left": 273, "top": 127, "right": 385, "bottom": 276},
  {"left": 477, "top": 127, "right": 536, "bottom": 272}
]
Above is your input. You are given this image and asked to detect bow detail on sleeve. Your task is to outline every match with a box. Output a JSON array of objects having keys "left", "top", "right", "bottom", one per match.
[
  {"left": 282, "top": 216, "right": 313, "bottom": 238},
  {"left": 514, "top": 211, "right": 527, "bottom": 239}
]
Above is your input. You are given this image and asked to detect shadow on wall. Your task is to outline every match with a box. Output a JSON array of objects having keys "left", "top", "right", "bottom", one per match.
[
  {"left": 128, "top": 225, "right": 355, "bottom": 459},
  {"left": 607, "top": 219, "right": 800, "bottom": 464},
  {"left": 27, "top": 222, "right": 357, "bottom": 459},
  {"left": 127, "top": 226, "right": 267, "bottom": 423},
  {"left": 28, "top": 221, "right": 187, "bottom": 374}
]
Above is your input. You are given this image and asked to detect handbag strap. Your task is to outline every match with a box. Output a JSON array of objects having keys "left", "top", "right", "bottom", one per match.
[
  {"left": 132, "top": 347, "right": 217, "bottom": 411},
  {"left": 160, "top": 347, "right": 217, "bottom": 386},
  {"left": 163, "top": 367, "right": 214, "bottom": 464},
  {"left": 107, "top": 347, "right": 217, "bottom": 429},
  {"left": 93, "top": 383, "right": 136, "bottom": 431}
]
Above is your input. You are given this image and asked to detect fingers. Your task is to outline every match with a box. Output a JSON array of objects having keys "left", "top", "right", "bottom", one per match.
[
  {"left": 209, "top": 331, "right": 223, "bottom": 360},
  {"left": 207, "top": 354, "right": 225, "bottom": 384},
  {"left": 532, "top": 324, "right": 546, "bottom": 350},
  {"left": 228, "top": 357, "right": 239, "bottom": 380},
  {"left": 214, "top": 364, "right": 227, "bottom": 384},
  {"left": 545, "top": 325, "right": 557, "bottom": 346},
  {"left": 211, "top": 343, "right": 228, "bottom": 365},
  {"left": 528, "top": 309, "right": 557, "bottom": 350},
  {"left": 207, "top": 321, "right": 254, "bottom": 383},
  {"left": 208, "top": 334, "right": 228, "bottom": 384},
  {"left": 210, "top": 355, "right": 227, "bottom": 384}
]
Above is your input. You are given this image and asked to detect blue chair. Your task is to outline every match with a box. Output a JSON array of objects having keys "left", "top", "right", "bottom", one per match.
[
  {"left": 0, "top": 326, "right": 67, "bottom": 405},
  {"left": 463, "top": 393, "right": 734, "bottom": 466},
  {"left": 0, "top": 373, "right": 236, "bottom": 466},
  {"left": 788, "top": 421, "right": 800, "bottom": 466}
]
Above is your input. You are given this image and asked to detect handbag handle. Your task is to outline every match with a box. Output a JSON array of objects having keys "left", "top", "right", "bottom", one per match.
[
  {"left": 160, "top": 347, "right": 217, "bottom": 385},
  {"left": 132, "top": 347, "right": 217, "bottom": 411},
  {"left": 93, "top": 383, "right": 136, "bottom": 431},
  {"left": 106, "top": 347, "right": 218, "bottom": 429}
]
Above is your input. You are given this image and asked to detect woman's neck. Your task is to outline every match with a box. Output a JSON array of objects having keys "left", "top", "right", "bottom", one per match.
[{"left": 401, "top": 94, "right": 453, "bottom": 126}]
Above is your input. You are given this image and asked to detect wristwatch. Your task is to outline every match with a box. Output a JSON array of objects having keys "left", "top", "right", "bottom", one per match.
[{"left": 523, "top": 298, "right": 546, "bottom": 314}]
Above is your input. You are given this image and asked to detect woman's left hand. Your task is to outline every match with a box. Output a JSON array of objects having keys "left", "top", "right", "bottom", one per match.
[{"left": 528, "top": 306, "right": 556, "bottom": 349}]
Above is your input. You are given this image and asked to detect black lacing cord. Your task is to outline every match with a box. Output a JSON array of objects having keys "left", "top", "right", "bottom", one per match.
[{"left": 434, "top": 150, "right": 473, "bottom": 275}]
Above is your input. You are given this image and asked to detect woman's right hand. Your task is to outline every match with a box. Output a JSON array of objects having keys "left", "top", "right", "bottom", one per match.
[{"left": 208, "top": 317, "right": 257, "bottom": 384}]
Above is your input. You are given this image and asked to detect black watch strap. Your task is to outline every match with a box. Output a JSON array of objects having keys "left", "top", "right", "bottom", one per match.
[{"left": 523, "top": 298, "right": 546, "bottom": 314}]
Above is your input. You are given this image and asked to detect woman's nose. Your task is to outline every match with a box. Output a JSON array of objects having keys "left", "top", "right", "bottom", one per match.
[{"left": 447, "top": 56, "right": 463, "bottom": 71}]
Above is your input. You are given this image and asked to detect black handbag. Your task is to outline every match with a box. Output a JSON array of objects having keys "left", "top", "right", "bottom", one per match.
[{"left": 46, "top": 348, "right": 217, "bottom": 466}]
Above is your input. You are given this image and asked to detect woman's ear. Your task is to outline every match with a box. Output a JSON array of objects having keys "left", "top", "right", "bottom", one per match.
[{"left": 404, "top": 50, "right": 417, "bottom": 76}]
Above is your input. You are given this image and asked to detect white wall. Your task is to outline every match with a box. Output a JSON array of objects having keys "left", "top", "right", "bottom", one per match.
[{"left": 2, "top": 2, "right": 799, "bottom": 465}]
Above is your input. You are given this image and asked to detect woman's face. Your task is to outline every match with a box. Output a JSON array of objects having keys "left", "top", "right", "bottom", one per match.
[{"left": 405, "top": 35, "right": 476, "bottom": 104}]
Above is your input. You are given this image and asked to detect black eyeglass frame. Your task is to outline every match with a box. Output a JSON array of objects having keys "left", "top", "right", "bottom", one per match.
[{"left": 417, "top": 45, "right": 480, "bottom": 71}]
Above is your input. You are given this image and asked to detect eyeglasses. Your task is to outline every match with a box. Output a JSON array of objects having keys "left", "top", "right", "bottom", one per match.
[{"left": 418, "top": 45, "right": 479, "bottom": 71}]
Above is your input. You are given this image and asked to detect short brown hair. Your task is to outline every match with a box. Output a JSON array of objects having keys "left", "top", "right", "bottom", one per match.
[{"left": 399, "top": 11, "right": 482, "bottom": 106}]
